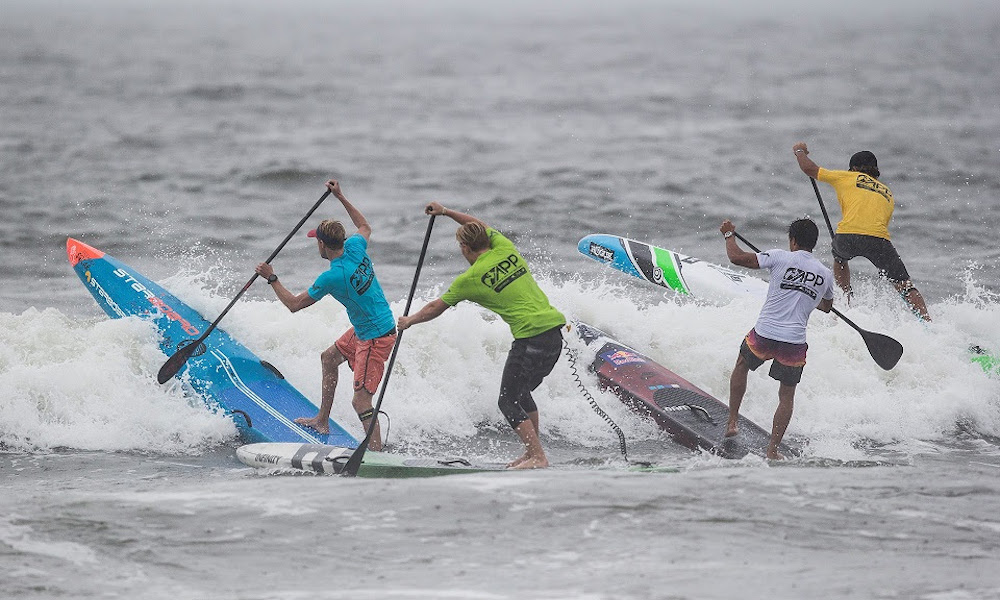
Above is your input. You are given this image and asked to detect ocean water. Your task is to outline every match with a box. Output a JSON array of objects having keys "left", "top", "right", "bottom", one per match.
[{"left": 3, "top": 1, "right": 1000, "bottom": 598}]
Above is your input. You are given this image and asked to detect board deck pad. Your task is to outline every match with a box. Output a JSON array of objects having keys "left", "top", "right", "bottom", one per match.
[
  {"left": 67, "top": 238, "right": 357, "bottom": 447},
  {"left": 574, "top": 322, "right": 795, "bottom": 459},
  {"left": 237, "top": 443, "right": 508, "bottom": 478}
]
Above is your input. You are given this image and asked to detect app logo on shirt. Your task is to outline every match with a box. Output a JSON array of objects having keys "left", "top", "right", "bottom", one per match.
[
  {"left": 855, "top": 174, "right": 892, "bottom": 202},
  {"left": 779, "top": 267, "right": 825, "bottom": 299},
  {"left": 482, "top": 253, "right": 526, "bottom": 293},
  {"left": 350, "top": 256, "right": 375, "bottom": 295}
]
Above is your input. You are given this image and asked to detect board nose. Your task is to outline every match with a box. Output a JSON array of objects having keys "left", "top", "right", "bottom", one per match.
[{"left": 66, "top": 238, "right": 104, "bottom": 266}]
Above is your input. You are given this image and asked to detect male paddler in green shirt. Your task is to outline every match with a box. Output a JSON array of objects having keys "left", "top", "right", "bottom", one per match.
[{"left": 397, "top": 202, "right": 566, "bottom": 469}]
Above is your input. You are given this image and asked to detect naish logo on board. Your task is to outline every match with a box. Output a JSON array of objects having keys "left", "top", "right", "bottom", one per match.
[
  {"left": 779, "top": 267, "right": 825, "bottom": 299},
  {"left": 112, "top": 268, "right": 201, "bottom": 335},
  {"left": 708, "top": 264, "right": 748, "bottom": 283},
  {"left": 481, "top": 253, "right": 527, "bottom": 293},
  {"left": 588, "top": 242, "right": 615, "bottom": 262}
]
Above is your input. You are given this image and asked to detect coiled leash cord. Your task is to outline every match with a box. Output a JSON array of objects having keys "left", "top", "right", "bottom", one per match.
[{"left": 563, "top": 338, "right": 630, "bottom": 462}]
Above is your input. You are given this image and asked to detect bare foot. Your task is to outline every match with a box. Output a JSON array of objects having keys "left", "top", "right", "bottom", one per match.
[
  {"left": 509, "top": 456, "right": 549, "bottom": 470},
  {"left": 294, "top": 416, "right": 329, "bottom": 434},
  {"left": 506, "top": 453, "right": 529, "bottom": 468},
  {"left": 766, "top": 449, "right": 785, "bottom": 460},
  {"left": 725, "top": 422, "right": 739, "bottom": 437}
]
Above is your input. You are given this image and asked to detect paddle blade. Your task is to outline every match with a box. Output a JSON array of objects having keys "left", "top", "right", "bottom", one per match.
[
  {"left": 157, "top": 343, "right": 198, "bottom": 384},
  {"left": 861, "top": 330, "right": 904, "bottom": 370},
  {"left": 341, "top": 446, "right": 365, "bottom": 477}
]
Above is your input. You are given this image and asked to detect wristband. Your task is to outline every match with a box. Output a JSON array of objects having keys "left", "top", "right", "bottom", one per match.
[
  {"left": 266, "top": 274, "right": 278, "bottom": 284},
  {"left": 723, "top": 231, "right": 734, "bottom": 239}
]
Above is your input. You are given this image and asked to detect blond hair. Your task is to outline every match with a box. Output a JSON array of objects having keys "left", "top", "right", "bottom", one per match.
[
  {"left": 456, "top": 222, "right": 489, "bottom": 251},
  {"left": 316, "top": 219, "right": 346, "bottom": 250}
]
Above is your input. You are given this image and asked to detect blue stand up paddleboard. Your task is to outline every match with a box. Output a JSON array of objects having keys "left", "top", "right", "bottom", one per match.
[{"left": 67, "top": 238, "right": 357, "bottom": 447}]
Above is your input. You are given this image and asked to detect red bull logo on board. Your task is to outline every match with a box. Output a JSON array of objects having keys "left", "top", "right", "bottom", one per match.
[{"left": 601, "top": 348, "right": 647, "bottom": 367}]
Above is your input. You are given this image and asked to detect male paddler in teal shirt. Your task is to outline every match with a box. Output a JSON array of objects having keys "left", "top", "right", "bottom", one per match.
[
  {"left": 256, "top": 179, "right": 396, "bottom": 450},
  {"left": 398, "top": 202, "right": 566, "bottom": 469}
]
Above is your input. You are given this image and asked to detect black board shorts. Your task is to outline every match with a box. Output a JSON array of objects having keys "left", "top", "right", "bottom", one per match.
[
  {"left": 832, "top": 233, "right": 911, "bottom": 283},
  {"left": 497, "top": 326, "right": 564, "bottom": 428}
]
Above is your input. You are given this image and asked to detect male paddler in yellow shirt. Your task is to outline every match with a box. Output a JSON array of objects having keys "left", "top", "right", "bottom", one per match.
[
  {"left": 793, "top": 142, "right": 930, "bottom": 321},
  {"left": 398, "top": 202, "right": 566, "bottom": 469}
]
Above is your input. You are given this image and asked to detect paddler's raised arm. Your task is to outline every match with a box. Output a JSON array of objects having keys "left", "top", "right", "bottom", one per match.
[
  {"left": 327, "top": 179, "right": 372, "bottom": 241},
  {"left": 425, "top": 202, "right": 488, "bottom": 229},
  {"left": 793, "top": 142, "right": 820, "bottom": 179}
]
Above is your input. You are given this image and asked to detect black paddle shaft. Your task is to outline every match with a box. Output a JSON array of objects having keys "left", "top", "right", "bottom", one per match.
[
  {"left": 341, "top": 214, "right": 437, "bottom": 476},
  {"left": 731, "top": 230, "right": 902, "bottom": 370},
  {"left": 810, "top": 177, "right": 837, "bottom": 239},
  {"left": 157, "top": 189, "right": 332, "bottom": 384}
]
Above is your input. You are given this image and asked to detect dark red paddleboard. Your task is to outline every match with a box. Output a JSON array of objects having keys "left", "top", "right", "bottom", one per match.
[{"left": 575, "top": 322, "right": 798, "bottom": 459}]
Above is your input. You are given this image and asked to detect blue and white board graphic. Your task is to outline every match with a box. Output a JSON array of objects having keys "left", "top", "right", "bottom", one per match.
[
  {"left": 578, "top": 233, "right": 768, "bottom": 300},
  {"left": 67, "top": 238, "right": 357, "bottom": 447}
]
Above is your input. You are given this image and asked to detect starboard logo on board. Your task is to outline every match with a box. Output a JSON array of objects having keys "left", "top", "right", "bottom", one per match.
[{"left": 111, "top": 268, "right": 201, "bottom": 336}]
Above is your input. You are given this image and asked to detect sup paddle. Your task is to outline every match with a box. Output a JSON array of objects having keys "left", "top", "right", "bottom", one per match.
[
  {"left": 810, "top": 177, "right": 837, "bottom": 239},
  {"left": 156, "top": 189, "right": 332, "bottom": 384},
  {"left": 732, "top": 231, "right": 903, "bottom": 370},
  {"left": 341, "top": 214, "right": 436, "bottom": 477}
]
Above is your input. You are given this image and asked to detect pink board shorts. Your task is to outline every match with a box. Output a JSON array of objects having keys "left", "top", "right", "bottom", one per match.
[
  {"left": 740, "top": 328, "right": 807, "bottom": 385},
  {"left": 335, "top": 327, "right": 396, "bottom": 395}
]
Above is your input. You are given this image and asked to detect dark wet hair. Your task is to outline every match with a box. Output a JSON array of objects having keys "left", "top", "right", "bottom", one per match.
[
  {"left": 788, "top": 218, "right": 819, "bottom": 251},
  {"left": 849, "top": 150, "right": 880, "bottom": 179}
]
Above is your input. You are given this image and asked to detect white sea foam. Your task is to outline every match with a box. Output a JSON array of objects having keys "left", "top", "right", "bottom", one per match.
[
  {"left": 0, "top": 307, "right": 236, "bottom": 453},
  {"left": 5, "top": 263, "right": 997, "bottom": 461}
]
